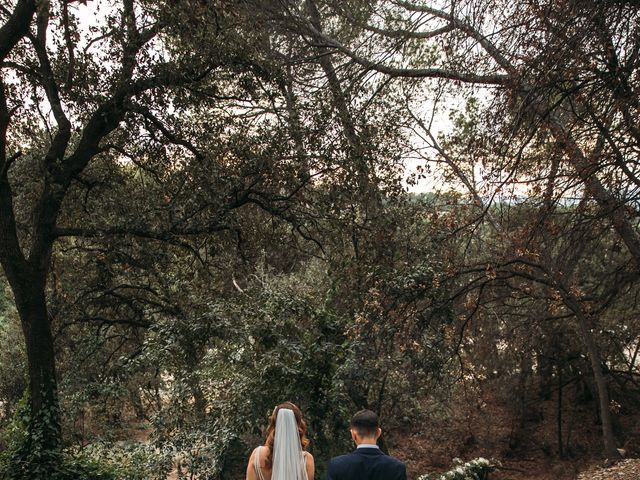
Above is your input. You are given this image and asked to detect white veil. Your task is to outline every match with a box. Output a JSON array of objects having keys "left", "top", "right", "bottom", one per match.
[{"left": 271, "top": 408, "right": 308, "bottom": 480}]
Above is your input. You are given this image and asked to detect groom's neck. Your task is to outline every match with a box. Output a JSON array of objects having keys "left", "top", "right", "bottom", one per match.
[{"left": 355, "top": 437, "right": 378, "bottom": 446}]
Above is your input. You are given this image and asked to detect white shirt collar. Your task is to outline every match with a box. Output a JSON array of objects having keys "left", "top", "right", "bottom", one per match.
[{"left": 357, "top": 444, "right": 380, "bottom": 449}]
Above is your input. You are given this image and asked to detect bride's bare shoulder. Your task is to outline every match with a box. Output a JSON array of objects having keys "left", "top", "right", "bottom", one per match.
[{"left": 252, "top": 445, "right": 271, "bottom": 466}]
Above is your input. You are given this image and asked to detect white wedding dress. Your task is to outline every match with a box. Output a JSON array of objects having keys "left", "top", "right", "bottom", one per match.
[{"left": 254, "top": 408, "right": 308, "bottom": 480}]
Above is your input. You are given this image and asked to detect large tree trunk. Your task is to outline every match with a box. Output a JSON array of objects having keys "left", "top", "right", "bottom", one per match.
[
  {"left": 19, "top": 290, "right": 60, "bottom": 449},
  {"left": 10, "top": 265, "right": 61, "bottom": 452},
  {"left": 0, "top": 170, "right": 62, "bottom": 454}
]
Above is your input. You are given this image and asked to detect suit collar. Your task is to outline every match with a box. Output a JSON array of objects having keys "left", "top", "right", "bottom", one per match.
[{"left": 353, "top": 447, "right": 384, "bottom": 455}]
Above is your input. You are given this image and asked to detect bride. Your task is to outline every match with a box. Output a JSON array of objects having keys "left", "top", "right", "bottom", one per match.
[{"left": 246, "top": 402, "right": 315, "bottom": 480}]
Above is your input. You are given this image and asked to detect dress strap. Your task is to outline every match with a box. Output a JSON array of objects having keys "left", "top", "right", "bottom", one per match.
[{"left": 254, "top": 447, "right": 266, "bottom": 480}]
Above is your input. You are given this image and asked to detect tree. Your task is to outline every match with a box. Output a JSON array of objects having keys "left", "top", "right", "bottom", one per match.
[
  {"left": 1, "top": 0, "right": 415, "bottom": 474},
  {"left": 0, "top": 0, "right": 317, "bottom": 472},
  {"left": 276, "top": 0, "right": 640, "bottom": 459}
]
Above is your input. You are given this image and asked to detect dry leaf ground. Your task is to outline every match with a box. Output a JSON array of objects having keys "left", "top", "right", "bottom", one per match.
[{"left": 577, "top": 459, "right": 640, "bottom": 480}]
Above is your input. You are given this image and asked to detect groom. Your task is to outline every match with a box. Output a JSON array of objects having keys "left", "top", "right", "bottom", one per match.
[{"left": 327, "top": 410, "right": 407, "bottom": 480}]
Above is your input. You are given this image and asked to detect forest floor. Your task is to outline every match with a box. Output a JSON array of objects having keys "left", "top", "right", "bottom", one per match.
[
  {"left": 386, "top": 378, "right": 639, "bottom": 480},
  {"left": 577, "top": 459, "right": 640, "bottom": 480}
]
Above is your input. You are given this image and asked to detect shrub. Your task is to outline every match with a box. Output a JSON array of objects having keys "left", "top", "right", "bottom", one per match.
[{"left": 418, "top": 457, "right": 497, "bottom": 480}]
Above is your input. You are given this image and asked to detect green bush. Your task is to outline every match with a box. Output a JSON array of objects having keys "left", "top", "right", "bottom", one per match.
[{"left": 0, "top": 392, "right": 150, "bottom": 480}]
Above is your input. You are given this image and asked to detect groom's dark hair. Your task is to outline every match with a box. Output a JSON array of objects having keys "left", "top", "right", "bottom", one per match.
[{"left": 350, "top": 409, "right": 379, "bottom": 437}]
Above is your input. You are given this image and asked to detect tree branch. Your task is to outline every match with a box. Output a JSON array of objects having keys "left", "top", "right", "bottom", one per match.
[
  {"left": 0, "top": 0, "right": 36, "bottom": 62},
  {"left": 305, "top": 25, "right": 508, "bottom": 84},
  {"left": 128, "top": 103, "right": 205, "bottom": 162}
]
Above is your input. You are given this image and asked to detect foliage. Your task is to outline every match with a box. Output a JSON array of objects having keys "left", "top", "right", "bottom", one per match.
[
  {"left": 0, "top": 282, "right": 25, "bottom": 422},
  {"left": 1, "top": 0, "right": 639, "bottom": 476},
  {"left": 0, "top": 391, "right": 107, "bottom": 480},
  {"left": 136, "top": 260, "right": 352, "bottom": 478}
]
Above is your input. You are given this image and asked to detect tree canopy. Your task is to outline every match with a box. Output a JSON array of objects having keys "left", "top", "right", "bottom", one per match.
[{"left": 0, "top": 1, "right": 638, "bottom": 479}]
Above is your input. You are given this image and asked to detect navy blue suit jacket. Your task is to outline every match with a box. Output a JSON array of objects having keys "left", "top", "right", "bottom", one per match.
[{"left": 326, "top": 447, "right": 406, "bottom": 480}]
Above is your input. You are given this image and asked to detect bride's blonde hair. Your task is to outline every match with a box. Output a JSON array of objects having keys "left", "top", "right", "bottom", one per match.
[{"left": 264, "top": 401, "right": 310, "bottom": 468}]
